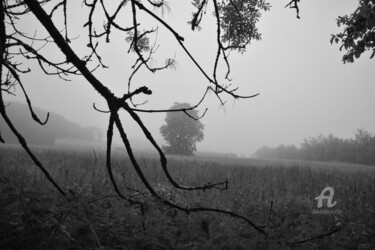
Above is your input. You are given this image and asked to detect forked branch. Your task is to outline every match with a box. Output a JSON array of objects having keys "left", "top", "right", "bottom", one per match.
[{"left": 1, "top": 0, "right": 267, "bottom": 235}]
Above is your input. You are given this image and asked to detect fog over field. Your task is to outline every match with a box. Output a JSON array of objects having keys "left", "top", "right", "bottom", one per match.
[
  {"left": 2, "top": 1, "right": 375, "bottom": 249},
  {"left": 4, "top": 0, "right": 375, "bottom": 156}
]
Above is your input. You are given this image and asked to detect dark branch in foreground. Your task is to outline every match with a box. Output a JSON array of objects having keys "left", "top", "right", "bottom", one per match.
[
  {"left": 0, "top": 0, "right": 67, "bottom": 199},
  {"left": 34, "top": 0, "right": 259, "bottom": 231},
  {"left": 287, "top": 227, "right": 341, "bottom": 246},
  {"left": 1, "top": 0, "right": 267, "bottom": 235}
]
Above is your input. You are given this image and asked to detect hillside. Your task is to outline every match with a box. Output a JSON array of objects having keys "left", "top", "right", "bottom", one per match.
[{"left": 0, "top": 101, "right": 103, "bottom": 146}]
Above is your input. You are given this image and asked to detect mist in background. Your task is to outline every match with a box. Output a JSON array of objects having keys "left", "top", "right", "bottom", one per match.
[{"left": 4, "top": 0, "right": 375, "bottom": 157}]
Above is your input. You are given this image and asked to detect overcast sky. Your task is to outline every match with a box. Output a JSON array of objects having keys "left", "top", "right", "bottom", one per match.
[{"left": 5, "top": 0, "right": 375, "bottom": 157}]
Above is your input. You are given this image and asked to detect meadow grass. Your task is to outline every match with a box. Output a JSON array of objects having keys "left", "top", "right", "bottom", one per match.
[{"left": 0, "top": 145, "right": 374, "bottom": 249}]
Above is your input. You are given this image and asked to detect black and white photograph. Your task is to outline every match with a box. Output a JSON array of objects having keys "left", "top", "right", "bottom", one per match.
[{"left": 1, "top": 0, "right": 374, "bottom": 249}]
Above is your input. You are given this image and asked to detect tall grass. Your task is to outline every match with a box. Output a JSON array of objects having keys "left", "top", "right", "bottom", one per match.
[{"left": 0, "top": 146, "right": 374, "bottom": 249}]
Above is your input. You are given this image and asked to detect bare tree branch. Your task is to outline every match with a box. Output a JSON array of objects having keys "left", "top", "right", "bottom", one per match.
[
  {"left": 3, "top": 62, "right": 49, "bottom": 125},
  {"left": 287, "top": 227, "right": 341, "bottom": 246},
  {"left": 1, "top": 0, "right": 267, "bottom": 235},
  {"left": 124, "top": 101, "right": 228, "bottom": 191},
  {"left": 285, "top": 0, "right": 300, "bottom": 19}
]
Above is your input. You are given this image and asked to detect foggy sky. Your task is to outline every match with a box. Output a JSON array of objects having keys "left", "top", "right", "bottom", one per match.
[{"left": 5, "top": 0, "right": 375, "bottom": 157}]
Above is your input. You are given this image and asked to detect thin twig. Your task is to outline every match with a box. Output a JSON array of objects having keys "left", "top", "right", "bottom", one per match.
[{"left": 287, "top": 227, "right": 341, "bottom": 246}]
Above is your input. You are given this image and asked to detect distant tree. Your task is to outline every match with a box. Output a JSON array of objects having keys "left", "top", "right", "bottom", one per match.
[
  {"left": 354, "top": 129, "right": 374, "bottom": 164},
  {"left": 255, "top": 145, "right": 276, "bottom": 159},
  {"left": 337, "top": 138, "right": 356, "bottom": 162},
  {"left": 255, "top": 144, "right": 299, "bottom": 160},
  {"left": 277, "top": 144, "right": 299, "bottom": 159},
  {"left": 160, "top": 103, "right": 204, "bottom": 156},
  {"left": 0, "top": 0, "right": 271, "bottom": 234},
  {"left": 6, "top": 0, "right": 370, "bottom": 238},
  {"left": 330, "top": 0, "right": 375, "bottom": 63}
]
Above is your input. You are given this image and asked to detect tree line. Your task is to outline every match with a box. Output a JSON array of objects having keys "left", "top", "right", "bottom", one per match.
[
  {"left": 255, "top": 129, "right": 375, "bottom": 165},
  {"left": 1, "top": 0, "right": 374, "bottom": 239}
]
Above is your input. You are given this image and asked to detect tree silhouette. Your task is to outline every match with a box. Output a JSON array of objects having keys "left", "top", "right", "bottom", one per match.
[
  {"left": 330, "top": 0, "right": 375, "bottom": 63},
  {"left": 160, "top": 102, "right": 204, "bottom": 156},
  {"left": 0, "top": 0, "right": 271, "bottom": 234},
  {"left": 0, "top": 0, "right": 353, "bottom": 242},
  {"left": 264, "top": 0, "right": 375, "bottom": 63}
]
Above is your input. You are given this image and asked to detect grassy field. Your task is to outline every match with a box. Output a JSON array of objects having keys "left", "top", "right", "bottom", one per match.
[{"left": 0, "top": 146, "right": 375, "bottom": 249}]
